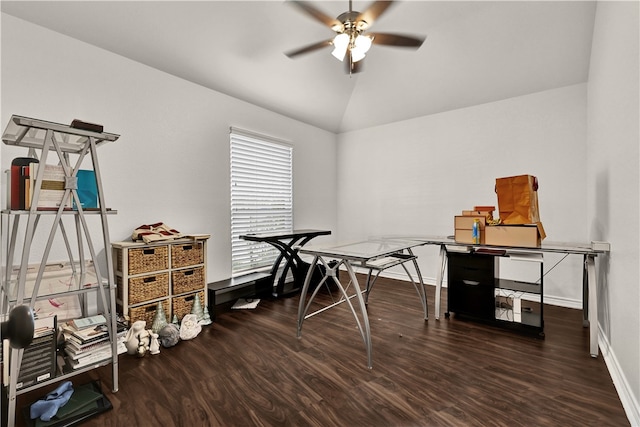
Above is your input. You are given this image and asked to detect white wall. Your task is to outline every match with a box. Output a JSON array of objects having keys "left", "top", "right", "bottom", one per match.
[
  {"left": 587, "top": 2, "right": 640, "bottom": 424},
  {"left": 337, "top": 84, "right": 588, "bottom": 305},
  {"left": 0, "top": 14, "right": 338, "bottom": 282},
  {"left": 2, "top": 4, "right": 638, "bottom": 424}
]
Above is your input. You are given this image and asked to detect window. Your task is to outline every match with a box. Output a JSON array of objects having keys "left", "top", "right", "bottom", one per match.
[{"left": 230, "top": 127, "right": 293, "bottom": 274}]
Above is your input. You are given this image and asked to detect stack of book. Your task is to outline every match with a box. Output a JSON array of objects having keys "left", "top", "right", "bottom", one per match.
[
  {"left": 62, "top": 315, "right": 120, "bottom": 370},
  {"left": 9, "top": 157, "right": 38, "bottom": 210},
  {"left": 2, "top": 315, "right": 57, "bottom": 389},
  {"left": 6, "top": 157, "right": 94, "bottom": 211}
]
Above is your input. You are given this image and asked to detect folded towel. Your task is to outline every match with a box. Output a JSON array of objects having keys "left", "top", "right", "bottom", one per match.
[{"left": 30, "top": 381, "right": 74, "bottom": 421}]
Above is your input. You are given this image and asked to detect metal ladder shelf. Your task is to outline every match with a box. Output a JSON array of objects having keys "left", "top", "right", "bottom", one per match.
[{"left": 1, "top": 115, "right": 120, "bottom": 427}]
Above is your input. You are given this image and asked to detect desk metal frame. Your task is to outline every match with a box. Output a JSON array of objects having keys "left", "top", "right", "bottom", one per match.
[
  {"left": 416, "top": 237, "right": 608, "bottom": 357},
  {"left": 297, "top": 239, "right": 427, "bottom": 369},
  {"left": 240, "top": 229, "right": 331, "bottom": 297}
]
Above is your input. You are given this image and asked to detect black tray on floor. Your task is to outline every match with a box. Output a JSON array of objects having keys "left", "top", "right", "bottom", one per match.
[{"left": 22, "top": 380, "right": 112, "bottom": 427}]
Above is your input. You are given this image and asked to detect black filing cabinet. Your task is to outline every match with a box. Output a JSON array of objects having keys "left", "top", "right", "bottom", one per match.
[{"left": 447, "top": 251, "right": 498, "bottom": 321}]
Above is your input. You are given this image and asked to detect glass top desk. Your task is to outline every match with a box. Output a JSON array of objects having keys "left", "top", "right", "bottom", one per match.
[
  {"left": 240, "top": 229, "right": 331, "bottom": 297},
  {"left": 297, "top": 238, "right": 428, "bottom": 369},
  {"left": 414, "top": 236, "right": 610, "bottom": 357}
]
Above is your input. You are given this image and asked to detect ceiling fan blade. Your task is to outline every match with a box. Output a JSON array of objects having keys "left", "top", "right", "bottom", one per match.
[
  {"left": 369, "top": 32, "right": 426, "bottom": 48},
  {"left": 356, "top": 1, "right": 395, "bottom": 27},
  {"left": 285, "top": 39, "right": 333, "bottom": 58},
  {"left": 289, "top": 1, "right": 341, "bottom": 29}
]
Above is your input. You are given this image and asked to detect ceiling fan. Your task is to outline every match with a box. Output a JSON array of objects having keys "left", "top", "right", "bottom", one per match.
[{"left": 285, "top": 0, "right": 425, "bottom": 74}]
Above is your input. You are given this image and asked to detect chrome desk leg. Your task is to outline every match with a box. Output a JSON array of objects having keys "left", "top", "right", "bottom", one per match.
[
  {"left": 582, "top": 254, "right": 589, "bottom": 327},
  {"left": 586, "top": 255, "right": 599, "bottom": 358},
  {"left": 435, "top": 245, "right": 447, "bottom": 320},
  {"left": 297, "top": 255, "right": 319, "bottom": 338},
  {"left": 341, "top": 260, "right": 373, "bottom": 369},
  {"left": 364, "top": 267, "right": 375, "bottom": 304},
  {"left": 406, "top": 248, "right": 428, "bottom": 320},
  {"left": 297, "top": 256, "right": 373, "bottom": 368}
]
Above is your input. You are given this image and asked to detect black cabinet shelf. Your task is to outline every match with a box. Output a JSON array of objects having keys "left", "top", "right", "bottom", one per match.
[
  {"left": 495, "top": 278, "right": 540, "bottom": 294},
  {"left": 446, "top": 250, "right": 544, "bottom": 337}
]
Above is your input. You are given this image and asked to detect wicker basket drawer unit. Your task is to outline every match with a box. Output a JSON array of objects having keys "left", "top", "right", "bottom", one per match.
[
  {"left": 112, "top": 237, "right": 208, "bottom": 327},
  {"left": 117, "top": 272, "right": 170, "bottom": 305},
  {"left": 172, "top": 266, "right": 205, "bottom": 295},
  {"left": 128, "top": 299, "right": 170, "bottom": 326},
  {"left": 117, "top": 245, "right": 169, "bottom": 275},
  {"left": 172, "top": 290, "right": 205, "bottom": 322},
  {"left": 171, "top": 242, "right": 204, "bottom": 268}
]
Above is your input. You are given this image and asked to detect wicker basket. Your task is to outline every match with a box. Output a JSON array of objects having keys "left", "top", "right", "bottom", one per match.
[
  {"left": 117, "top": 272, "right": 169, "bottom": 305},
  {"left": 172, "top": 290, "right": 205, "bottom": 322},
  {"left": 172, "top": 266, "right": 204, "bottom": 295},
  {"left": 171, "top": 242, "right": 204, "bottom": 268},
  {"left": 128, "top": 299, "right": 170, "bottom": 326},
  {"left": 124, "top": 245, "right": 169, "bottom": 275}
]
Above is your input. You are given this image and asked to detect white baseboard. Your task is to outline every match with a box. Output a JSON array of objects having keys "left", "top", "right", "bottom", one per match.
[
  {"left": 542, "top": 294, "right": 583, "bottom": 309},
  {"left": 599, "top": 327, "right": 640, "bottom": 426}
]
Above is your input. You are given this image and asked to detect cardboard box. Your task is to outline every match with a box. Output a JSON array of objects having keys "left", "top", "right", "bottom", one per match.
[
  {"left": 454, "top": 215, "right": 486, "bottom": 244},
  {"left": 454, "top": 229, "right": 486, "bottom": 245},
  {"left": 484, "top": 223, "right": 546, "bottom": 248},
  {"left": 455, "top": 215, "right": 486, "bottom": 230},
  {"left": 474, "top": 205, "right": 495, "bottom": 212},
  {"left": 462, "top": 206, "right": 495, "bottom": 217}
]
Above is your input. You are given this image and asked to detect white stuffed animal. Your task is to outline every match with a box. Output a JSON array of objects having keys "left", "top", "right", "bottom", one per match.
[{"left": 124, "top": 320, "right": 150, "bottom": 355}]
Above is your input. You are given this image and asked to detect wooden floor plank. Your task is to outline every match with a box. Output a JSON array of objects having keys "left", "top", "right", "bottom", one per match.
[{"left": 14, "top": 275, "right": 630, "bottom": 426}]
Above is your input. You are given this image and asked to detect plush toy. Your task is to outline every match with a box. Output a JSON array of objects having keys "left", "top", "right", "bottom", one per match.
[
  {"left": 179, "top": 314, "right": 201, "bottom": 340},
  {"left": 158, "top": 323, "right": 180, "bottom": 348},
  {"left": 124, "top": 320, "right": 149, "bottom": 355}
]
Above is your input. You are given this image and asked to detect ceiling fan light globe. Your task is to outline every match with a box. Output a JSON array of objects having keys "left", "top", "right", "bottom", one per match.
[
  {"left": 350, "top": 34, "right": 371, "bottom": 62},
  {"left": 331, "top": 46, "right": 348, "bottom": 61},
  {"left": 351, "top": 50, "right": 366, "bottom": 62},
  {"left": 355, "top": 34, "right": 372, "bottom": 53},
  {"left": 331, "top": 33, "right": 349, "bottom": 61}
]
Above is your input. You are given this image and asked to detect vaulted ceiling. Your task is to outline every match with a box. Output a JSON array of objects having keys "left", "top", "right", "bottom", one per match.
[{"left": 1, "top": 1, "right": 596, "bottom": 133}]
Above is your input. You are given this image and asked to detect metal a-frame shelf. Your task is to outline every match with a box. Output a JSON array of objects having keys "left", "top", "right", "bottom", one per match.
[{"left": 1, "top": 115, "right": 119, "bottom": 427}]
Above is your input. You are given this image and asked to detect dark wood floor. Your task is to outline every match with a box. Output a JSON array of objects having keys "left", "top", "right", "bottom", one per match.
[{"left": 16, "top": 276, "right": 629, "bottom": 426}]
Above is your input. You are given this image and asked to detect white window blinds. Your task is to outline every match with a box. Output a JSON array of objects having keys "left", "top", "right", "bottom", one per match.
[{"left": 230, "top": 127, "right": 293, "bottom": 274}]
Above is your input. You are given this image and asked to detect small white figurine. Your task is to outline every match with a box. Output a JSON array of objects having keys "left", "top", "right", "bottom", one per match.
[
  {"left": 136, "top": 339, "right": 147, "bottom": 358},
  {"left": 125, "top": 320, "right": 147, "bottom": 355},
  {"left": 149, "top": 332, "right": 160, "bottom": 355}
]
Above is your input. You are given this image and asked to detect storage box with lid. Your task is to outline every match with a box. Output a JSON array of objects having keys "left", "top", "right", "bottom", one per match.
[
  {"left": 454, "top": 215, "right": 486, "bottom": 244},
  {"left": 484, "top": 223, "right": 546, "bottom": 247}
]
